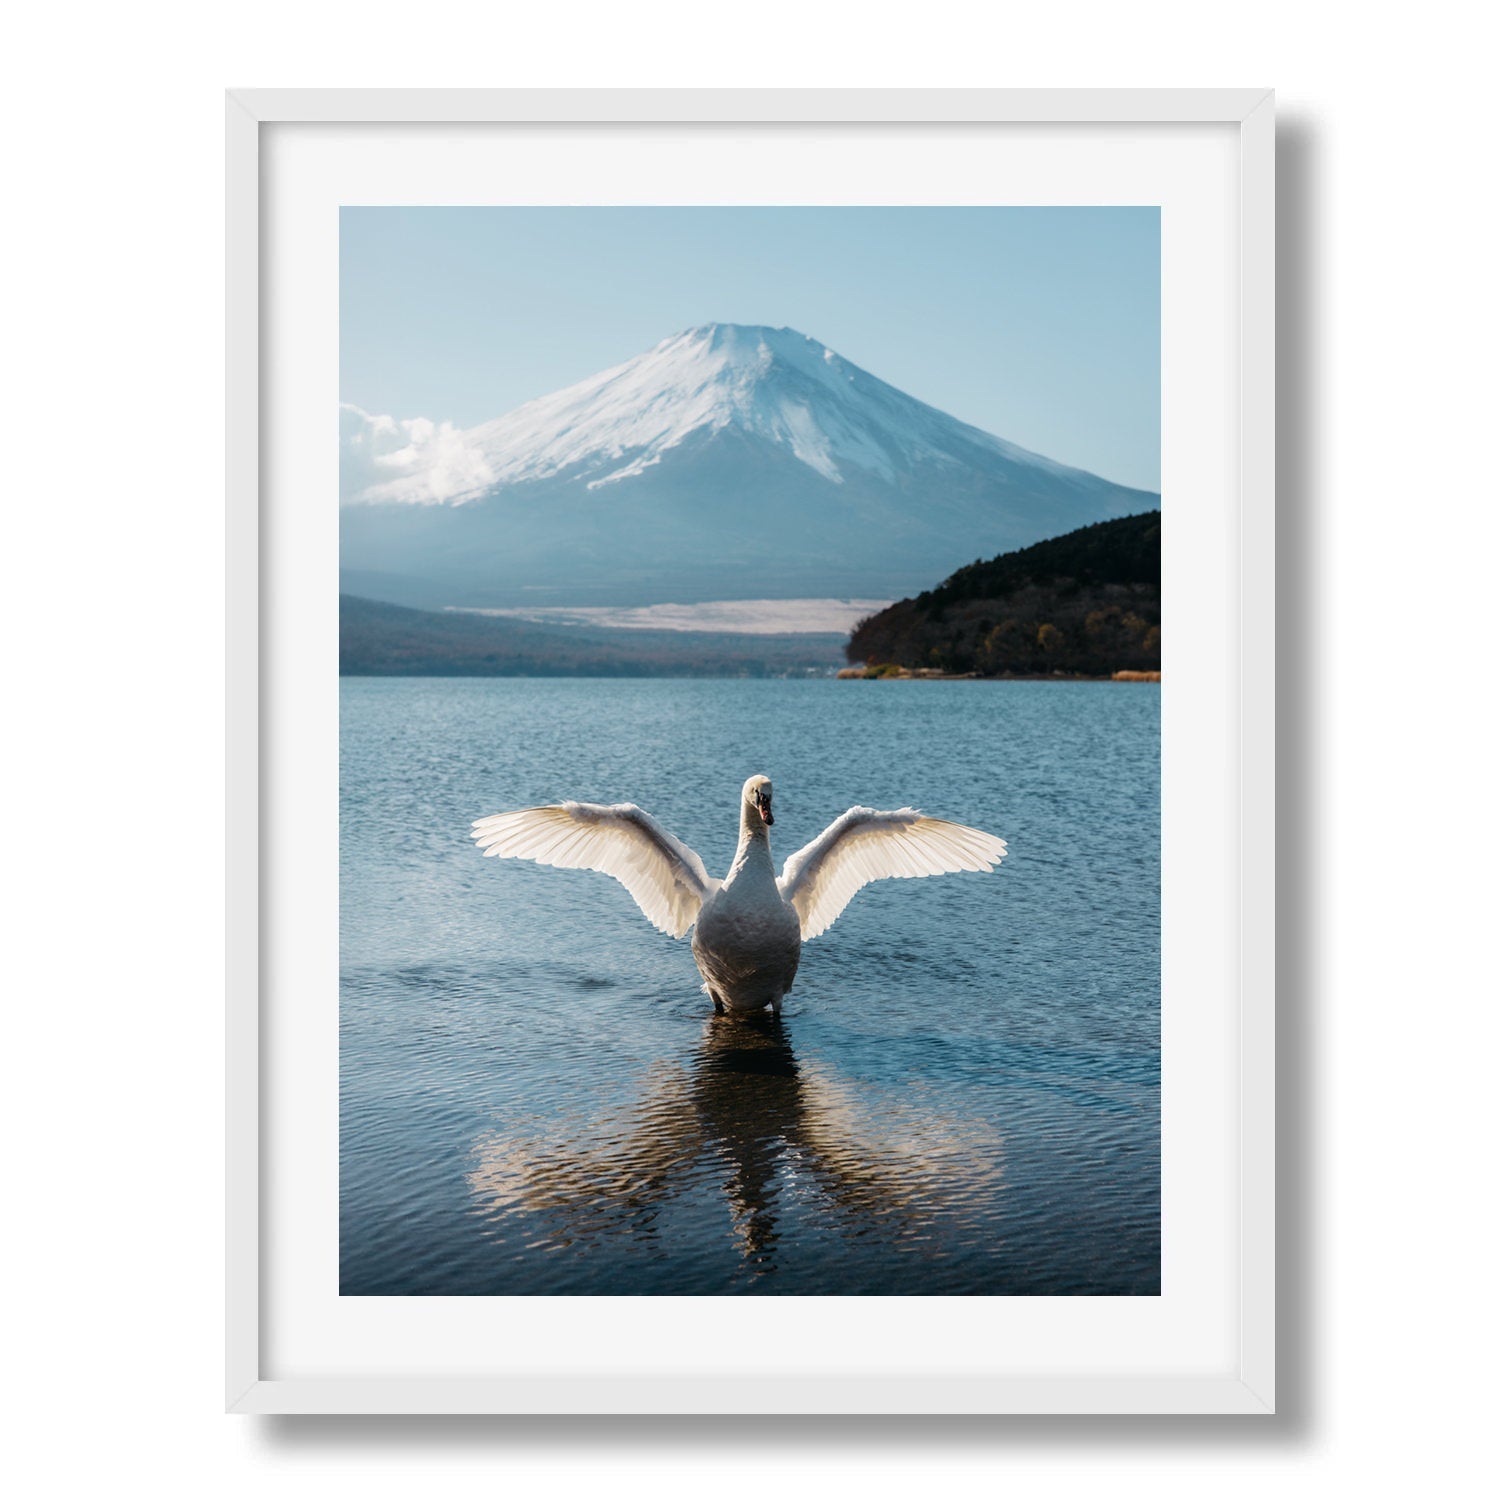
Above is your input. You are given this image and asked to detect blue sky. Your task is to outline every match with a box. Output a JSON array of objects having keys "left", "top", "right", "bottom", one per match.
[{"left": 341, "top": 206, "right": 1159, "bottom": 493}]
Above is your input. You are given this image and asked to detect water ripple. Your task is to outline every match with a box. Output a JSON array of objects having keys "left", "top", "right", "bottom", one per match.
[{"left": 340, "top": 679, "right": 1159, "bottom": 1295}]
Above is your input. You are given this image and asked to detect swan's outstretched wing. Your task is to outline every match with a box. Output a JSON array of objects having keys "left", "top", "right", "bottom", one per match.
[
  {"left": 471, "top": 802, "right": 715, "bottom": 938},
  {"left": 777, "top": 807, "right": 1007, "bottom": 940}
]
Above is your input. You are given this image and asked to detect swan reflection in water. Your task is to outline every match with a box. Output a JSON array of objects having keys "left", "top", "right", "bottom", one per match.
[{"left": 467, "top": 1015, "right": 1004, "bottom": 1268}]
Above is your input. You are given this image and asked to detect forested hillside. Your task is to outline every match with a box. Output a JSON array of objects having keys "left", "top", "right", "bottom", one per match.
[{"left": 846, "top": 512, "right": 1161, "bottom": 677}]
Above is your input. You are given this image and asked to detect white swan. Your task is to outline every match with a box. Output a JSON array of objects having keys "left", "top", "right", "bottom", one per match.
[{"left": 471, "top": 775, "right": 1007, "bottom": 1016}]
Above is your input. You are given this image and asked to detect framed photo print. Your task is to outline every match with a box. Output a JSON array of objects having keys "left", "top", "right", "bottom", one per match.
[{"left": 227, "top": 88, "right": 1274, "bottom": 1414}]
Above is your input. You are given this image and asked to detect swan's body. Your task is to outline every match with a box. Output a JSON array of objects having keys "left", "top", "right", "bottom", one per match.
[
  {"left": 691, "top": 789, "right": 803, "bottom": 1014},
  {"left": 471, "top": 775, "right": 1007, "bottom": 1015}
]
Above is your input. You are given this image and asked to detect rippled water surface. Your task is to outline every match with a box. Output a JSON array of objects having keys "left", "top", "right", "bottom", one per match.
[{"left": 341, "top": 678, "right": 1159, "bottom": 1295}]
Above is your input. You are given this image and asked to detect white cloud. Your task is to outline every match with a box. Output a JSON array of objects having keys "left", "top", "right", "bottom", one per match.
[{"left": 339, "top": 402, "right": 495, "bottom": 505}]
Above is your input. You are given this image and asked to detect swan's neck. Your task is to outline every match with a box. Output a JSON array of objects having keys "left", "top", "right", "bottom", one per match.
[{"left": 729, "top": 811, "right": 776, "bottom": 881}]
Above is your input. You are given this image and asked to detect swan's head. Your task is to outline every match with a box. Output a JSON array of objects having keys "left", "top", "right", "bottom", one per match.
[{"left": 742, "top": 774, "right": 774, "bottom": 827}]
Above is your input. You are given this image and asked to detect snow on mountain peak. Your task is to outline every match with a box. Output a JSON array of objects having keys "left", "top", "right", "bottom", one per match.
[{"left": 342, "top": 323, "right": 1075, "bottom": 507}]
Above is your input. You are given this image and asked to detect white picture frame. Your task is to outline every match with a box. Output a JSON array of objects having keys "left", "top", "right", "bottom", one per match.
[{"left": 227, "top": 87, "right": 1275, "bottom": 1416}]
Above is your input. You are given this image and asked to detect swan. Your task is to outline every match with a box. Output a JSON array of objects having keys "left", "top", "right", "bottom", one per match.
[{"left": 471, "top": 775, "right": 1007, "bottom": 1016}]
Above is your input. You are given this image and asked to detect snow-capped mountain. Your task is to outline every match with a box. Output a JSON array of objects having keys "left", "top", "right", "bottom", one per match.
[{"left": 340, "top": 324, "right": 1158, "bottom": 608}]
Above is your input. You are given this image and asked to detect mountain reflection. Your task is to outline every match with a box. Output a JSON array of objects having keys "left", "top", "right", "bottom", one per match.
[{"left": 467, "top": 1015, "right": 1004, "bottom": 1269}]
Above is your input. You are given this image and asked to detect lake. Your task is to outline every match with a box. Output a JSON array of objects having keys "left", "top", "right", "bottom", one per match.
[{"left": 340, "top": 677, "right": 1159, "bottom": 1295}]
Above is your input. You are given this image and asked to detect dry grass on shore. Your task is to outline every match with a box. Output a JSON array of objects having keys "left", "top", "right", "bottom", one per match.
[{"left": 839, "top": 664, "right": 1163, "bottom": 682}]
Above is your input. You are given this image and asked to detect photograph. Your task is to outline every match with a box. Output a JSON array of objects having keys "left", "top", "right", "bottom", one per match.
[{"left": 338, "top": 205, "right": 1162, "bottom": 1296}]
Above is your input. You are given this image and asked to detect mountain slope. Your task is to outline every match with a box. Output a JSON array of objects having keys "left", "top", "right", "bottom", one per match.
[
  {"left": 341, "top": 324, "right": 1158, "bottom": 608},
  {"left": 339, "top": 595, "right": 846, "bottom": 677},
  {"left": 847, "top": 512, "right": 1161, "bottom": 677}
]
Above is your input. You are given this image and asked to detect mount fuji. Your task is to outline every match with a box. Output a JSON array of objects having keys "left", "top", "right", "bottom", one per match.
[{"left": 340, "top": 324, "right": 1158, "bottom": 609}]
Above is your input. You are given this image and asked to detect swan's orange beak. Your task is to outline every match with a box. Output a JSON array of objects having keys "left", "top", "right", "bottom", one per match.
[{"left": 757, "top": 793, "right": 774, "bottom": 825}]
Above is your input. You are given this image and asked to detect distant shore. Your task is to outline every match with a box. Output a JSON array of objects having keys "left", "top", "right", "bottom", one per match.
[{"left": 836, "top": 666, "right": 1160, "bottom": 683}]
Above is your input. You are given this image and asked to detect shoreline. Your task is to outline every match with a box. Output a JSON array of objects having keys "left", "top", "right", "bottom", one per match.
[{"left": 835, "top": 667, "right": 1160, "bottom": 683}]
